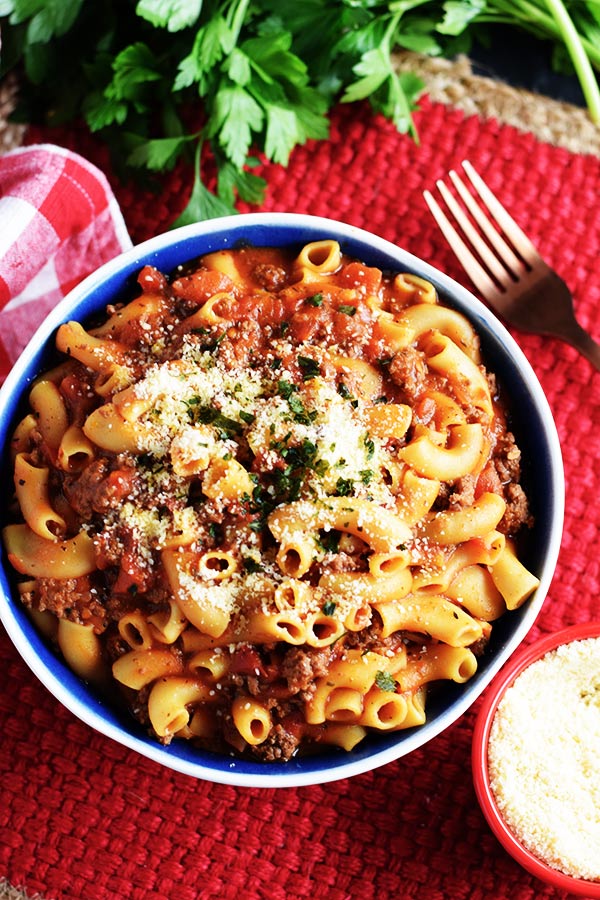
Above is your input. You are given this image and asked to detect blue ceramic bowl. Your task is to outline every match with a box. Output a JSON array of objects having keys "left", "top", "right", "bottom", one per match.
[{"left": 0, "top": 213, "right": 564, "bottom": 786}]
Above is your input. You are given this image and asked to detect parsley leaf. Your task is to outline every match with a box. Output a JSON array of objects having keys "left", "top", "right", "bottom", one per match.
[
  {"left": 242, "top": 31, "right": 329, "bottom": 165},
  {"left": 375, "top": 671, "right": 397, "bottom": 692},
  {"left": 319, "top": 529, "right": 341, "bottom": 553},
  {"left": 183, "top": 398, "right": 243, "bottom": 437},
  {"left": 305, "top": 293, "right": 324, "bottom": 307},
  {"left": 208, "top": 83, "right": 264, "bottom": 169},
  {"left": 217, "top": 158, "right": 267, "bottom": 207},
  {"left": 288, "top": 393, "right": 317, "bottom": 425},
  {"left": 128, "top": 133, "right": 197, "bottom": 171},
  {"left": 277, "top": 379, "right": 297, "bottom": 400},
  {"left": 174, "top": 16, "right": 233, "bottom": 91},
  {"left": 21, "top": 0, "right": 84, "bottom": 43},
  {"left": 242, "top": 555, "right": 263, "bottom": 573},
  {"left": 136, "top": 0, "right": 203, "bottom": 33},
  {"left": 106, "top": 42, "right": 162, "bottom": 103},
  {"left": 336, "top": 477, "right": 354, "bottom": 496},
  {"left": 297, "top": 356, "right": 321, "bottom": 380},
  {"left": 343, "top": 47, "right": 390, "bottom": 103}
]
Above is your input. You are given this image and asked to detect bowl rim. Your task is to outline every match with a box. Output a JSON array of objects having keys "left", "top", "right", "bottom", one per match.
[
  {"left": 0, "top": 211, "right": 565, "bottom": 786},
  {"left": 472, "top": 622, "right": 600, "bottom": 895}
]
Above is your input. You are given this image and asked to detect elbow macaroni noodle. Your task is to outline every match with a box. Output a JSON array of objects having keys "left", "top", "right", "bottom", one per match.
[{"left": 2, "top": 241, "right": 539, "bottom": 760}]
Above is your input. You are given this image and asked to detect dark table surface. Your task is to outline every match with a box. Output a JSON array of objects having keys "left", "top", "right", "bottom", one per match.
[{"left": 470, "top": 28, "right": 586, "bottom": 107}]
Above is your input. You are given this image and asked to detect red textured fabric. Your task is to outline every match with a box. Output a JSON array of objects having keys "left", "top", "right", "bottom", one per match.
[{"left": 2, "top": 97, "right": 600, "bottom": 900}]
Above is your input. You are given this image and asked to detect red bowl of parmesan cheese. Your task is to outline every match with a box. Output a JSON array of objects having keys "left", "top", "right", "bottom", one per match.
[{"left": 472, "top": 623, "right": 600, "bottom": 895}]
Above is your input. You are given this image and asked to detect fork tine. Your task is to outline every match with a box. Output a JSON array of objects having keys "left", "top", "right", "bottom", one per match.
[
  {"left": 435, "top": 178, "right": 513, "bottom": 286},
  {"left": 448, "top": 169, "right": 525, "bottom": 276},
  {"left": 460, "top": 160, "right": 540, "bottom": 267},
  {"left": 423, "top": 189, "right": 500, "bottom": 299}
]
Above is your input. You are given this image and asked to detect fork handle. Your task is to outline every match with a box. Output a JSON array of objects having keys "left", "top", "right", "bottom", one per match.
[{"left": 562, "top": 320, "right": 600, "bottom": 372}]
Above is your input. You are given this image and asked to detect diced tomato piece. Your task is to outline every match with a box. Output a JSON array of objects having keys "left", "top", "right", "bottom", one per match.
[
  {"left": 105, "top": 469, "right": 138, "bottom": 503},
  {"left": 59, "top": 373, "right": 95, "bottom": 420},
  {"left": 112, "top": 546, "right": 151, "bottom": 594},
  {"left": 475, "top": 463, "right": 502, "bottom": 499},
  {"left": 230, "top": 646, "right": 267, "bottom": 677},
  {"left": 171, "top": 269, "right": 235, "bottom": 303},
  {"left": 338, "top": 261, "right": 382, "bottom": 294},
  {"left": 137, "top": 265, "right": 168, "bottom": 294}
]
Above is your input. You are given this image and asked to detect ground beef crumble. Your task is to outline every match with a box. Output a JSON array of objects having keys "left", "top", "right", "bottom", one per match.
[
  {"left": 500, "top": 482, "right": 532, "bottom": 533},
  {"left": 251, "top": 721, "right": 302, "bottom": 761},
  {"left": 22, "top": 576, "right": 107, "bottom": 632},
  {"left": 388, "top": 347, "right": 428, "bottom": 401},
  {"left": 281, "top": 646, "right": 335, "bottom": 694}
]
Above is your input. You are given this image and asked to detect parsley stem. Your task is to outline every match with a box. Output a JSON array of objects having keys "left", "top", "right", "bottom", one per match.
[
  {"left": 481, "top": 0, "right": 600, "bottom": 119},
  {"left": 227, "top": 0, "right": 251, "bottom": 44},
  {"left": 543, "top": 0, "right": 600, "bottom": 122}
]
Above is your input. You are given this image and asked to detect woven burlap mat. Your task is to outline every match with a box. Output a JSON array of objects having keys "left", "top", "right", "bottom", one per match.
[
  {"left": 0, "top": 882, "right": 42, "bottom": 900},
  {"left": 394, "top": 51, "right": 600, "bottom": 154}
]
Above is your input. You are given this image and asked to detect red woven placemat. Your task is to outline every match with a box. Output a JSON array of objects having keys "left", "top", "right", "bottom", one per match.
[{"left": 2, "top": 97, "right": 600, "bottom": 900}]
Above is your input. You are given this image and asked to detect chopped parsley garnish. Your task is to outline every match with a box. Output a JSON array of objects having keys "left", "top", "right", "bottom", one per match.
[
  {"left": 337, "top": 381, "right": 358, "bottom": 408},
  {"left": 338, "top": 304, "right": 357, "bottom": 316},
  {"left": 288, "top": 394, "right": 318, "bottom": 425},
  {"left": 321, "top": 600, "right": 337, "bottom": 616},
  {"left": 246, "top": 436, "right": 325, "bottom": 514},
  {"left": 270, "top": 431, "right": 293, "bottom": 453},
  {"left": 363, "top": 435, "right": 375, "bottom": 458},
  {"left": 359, "top": 469, "right": 374, "bottom": 484},
  {"left": 277, "top": 379, "right": 297, "bottom": 400},
  {"left": 138, "top": 453, "right": 165, "bottom": 474},
  {"left": 242, "top": 556, "right": 263, "bottom": 574},
  {"left": 336, "top": 477, "right": 354, "bottom": 496},
  {"left": 305, "top": 293, "right": 324, "bottom": 307},
  {"left": 282, "top": 437, "right": 318, "bottom": 468},
  {"left": 272, "top": 466, "right": 304, "bottom": 503},
  {"left": 248, "top": 520, "right": 263, "bottom": 533},
  {"left": 297, "top": 356, "right": 321, "bottom": 380},
  {"left": 183, "top": 400, "right": 242, "bottom": 437},
  {"left": 318, "top": 529, "right": 341, "bottom": 553},
  {"left": 375, "top": 671, "right": 397, "bottom": 692},
  {"left": 198, "top": 331, "right": 226, "bottom": 353}
]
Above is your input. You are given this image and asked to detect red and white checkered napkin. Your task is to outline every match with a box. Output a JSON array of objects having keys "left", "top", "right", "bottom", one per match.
[{"left": 0, "top": 143, "right": 132, "bottom": 374}]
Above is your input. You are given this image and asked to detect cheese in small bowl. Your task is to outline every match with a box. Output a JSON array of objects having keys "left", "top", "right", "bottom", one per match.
[{"left": 472, "top": 623, "right": 600, "bottom": 896}]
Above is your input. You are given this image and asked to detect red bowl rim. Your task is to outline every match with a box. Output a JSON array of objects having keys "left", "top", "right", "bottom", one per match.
[{"left": 472, "top": 622, "right": 600, "bottom": 896}]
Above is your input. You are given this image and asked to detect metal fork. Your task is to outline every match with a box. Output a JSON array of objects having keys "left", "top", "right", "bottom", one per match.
[{"left": 424, "top": 160, "right": 600, "bottom": 372}]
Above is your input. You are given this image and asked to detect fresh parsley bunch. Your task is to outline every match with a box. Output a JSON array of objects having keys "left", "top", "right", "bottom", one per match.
[
  {"left": 1, "top": 0, "right": 599, "bottom": 222},
  {"left": 0, "top": 0, "right": 431, "bottom": 220}
]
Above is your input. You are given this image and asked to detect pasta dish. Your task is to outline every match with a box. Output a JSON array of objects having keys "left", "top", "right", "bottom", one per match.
[{"left": 2, "top": 240, "right": 539, "bottom": 760}]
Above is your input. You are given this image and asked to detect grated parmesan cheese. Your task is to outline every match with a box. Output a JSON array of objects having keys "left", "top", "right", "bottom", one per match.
[{"left": 488, "top": 637, "right": 600, "bottom": 882}]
